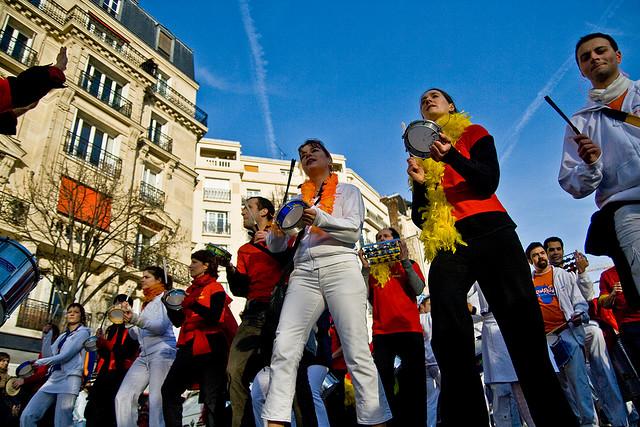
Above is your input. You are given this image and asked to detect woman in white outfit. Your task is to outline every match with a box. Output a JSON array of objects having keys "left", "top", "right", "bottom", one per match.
[
  {"left": 116, "top": 266, "right": 176, "bottom": 427},
  {"left": 21, "top": 303, "right": 91, "bottom": 427},
  {"left": 258, "top": 139, "right": 391, "bottom": 427}
]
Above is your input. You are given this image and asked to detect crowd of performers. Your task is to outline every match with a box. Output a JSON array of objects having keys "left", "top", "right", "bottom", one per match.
[{"left": 1, "top": 31, "right": 640, "bottom": 426}]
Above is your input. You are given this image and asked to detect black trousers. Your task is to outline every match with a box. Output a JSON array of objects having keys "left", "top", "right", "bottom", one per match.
[
  {"left": 161, "top": 336, "right": 228, "bottom": 427},
  {"left": 85, "top": 368, "right": 128, "bottom": 426},
  {"left": 373, "top": 332, "right": 426, "bottom": 425},
  {"left": 429, "top": 227, "right": 578, "bottom": 426}
]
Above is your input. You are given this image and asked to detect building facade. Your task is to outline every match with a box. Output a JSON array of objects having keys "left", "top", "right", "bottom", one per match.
[{"left": 0, "top": 0, "right": 206, "bottom": 358}]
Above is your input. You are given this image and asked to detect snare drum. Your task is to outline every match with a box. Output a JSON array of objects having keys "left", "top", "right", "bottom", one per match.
[
  {"left": 0, "top": 237, "right": 40, "bottom": 326},
  {"left": 83, "top": 335, "right": 98, "bottom": 352},
  {"left": 546, "top": 333, "right": 572, "bottom": 368},
  {"left": 275, "top": 200, "right": 309, "bottom": 235},
  {"left": 361, "top": 239, "right": 401, "bottom": 265},
  {"left": 163, "top": 289, "right": 186, "bottom": 310},
  {"left": 107, "top": 304, "right": 126, "bottom": 324},
  {"left": 402, "top": 119, "right": 442, "bottom": 158},
  {"left": 205, "top": 243, "right": 232, "bottom": 262}
]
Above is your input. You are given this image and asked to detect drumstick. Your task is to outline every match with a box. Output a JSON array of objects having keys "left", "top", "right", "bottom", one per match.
[
  {"left": 162, "top": 259, "right": 168, "bottom": 286},
  {"left": 48, "top": 304, "right": 59, "bottom": 323},
  {"left": 246, "top": 207, "right": 258, "bottom": 232},
  {"left": 544, "top": 96, "right": 581, "bottom": 135},
  {"left": 401, "top": 122, "right": 406, "bottom": 133},
  {"left": 282, "top": 158, "right": 296, "bottom": 206}
]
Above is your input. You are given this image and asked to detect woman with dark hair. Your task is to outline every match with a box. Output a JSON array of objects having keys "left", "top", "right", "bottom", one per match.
[
  {"left": 20, "top": 303, "right": 91, "bottom": 426},
  {"left": 259, "top": 139, "right": 391, "bottom": 426},
  {"left": 407, "top": 88, "right": 577, "bottom": 425},
  {"left": 161, "top": 249, "right": 236, "bottom": 426},
  {"left": 116, "top": 267, "right": 176, "bottom": 427}
]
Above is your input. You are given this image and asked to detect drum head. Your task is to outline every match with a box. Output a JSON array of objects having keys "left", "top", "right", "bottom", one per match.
[
  {"left": 403, "top": 120, "right": 441, "bottom": 158},
  {"left": 16, "top": 361, "right": 34, "bottom": 378},
  {"left": 164, "top": 289, "right": 185, "bottom": 310},
  {"left": 108, "top": 307, "right": 125, "bottom": 324},
  {"left": 84, "top": 336, "right": 98, "bottom": 352},
  {"left": 281, "top": 204, "right": 305, "bottom": 229},
  {"left": 5, "top": 378, "right": 20, "bottom": 396}
]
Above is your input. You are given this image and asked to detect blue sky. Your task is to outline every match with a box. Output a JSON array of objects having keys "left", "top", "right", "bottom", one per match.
[{"left": 139, "top": 0, "right": 640, "bottom": 280}]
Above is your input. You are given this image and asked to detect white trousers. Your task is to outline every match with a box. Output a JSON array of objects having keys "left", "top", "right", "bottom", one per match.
[
  {"left": 262, "top": 259, "right": 392, "bottom": 425},
  {"left": 114, "top": 351, "right": 175, "bottom": 427},
  {"left": 615, "top": 204, "right": 640, "bottom": 296},
  {"left": 20, "top": 390, "right": 77, "bottom": 427}
]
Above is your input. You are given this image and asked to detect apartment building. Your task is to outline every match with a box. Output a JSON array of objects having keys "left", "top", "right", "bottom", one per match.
[{"left": 0, "top": 0, "right": 206, "bottom": 357}]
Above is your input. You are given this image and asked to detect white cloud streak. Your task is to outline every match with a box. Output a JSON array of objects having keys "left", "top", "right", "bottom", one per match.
[
  {"left": 500, "top": 0, "right": 624, "bottom": 164},
  {"left": 238, "top": 0, "right": 280, "bottom": 158}
]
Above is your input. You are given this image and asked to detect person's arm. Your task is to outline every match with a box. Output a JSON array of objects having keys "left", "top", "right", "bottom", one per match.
[
  {"left": 187, "top": 291, "right": 226, "bottom": 324},
  {"left": 558, "top": 124, "right": 603, "bottom": 199},
  {"left": 312, "top": 185, "right": 364, "bottom": 243},
  {"left": 402, "top": 259, "right": 425, "bottom": 296},
  {"left": 441, "top": 133, "right": 500, "bottom": 198},
  {"left": 598, "top": 270, "right": 620, "bottom": 309},
  {"left": 129, "top": 300, "right": 174, "bottom": 334},
  {"left": 40, "top": 329, "right": 53, "bottom": 358},
  {"left": 36, "top": 327, "right": 90, "bottom": 367}
]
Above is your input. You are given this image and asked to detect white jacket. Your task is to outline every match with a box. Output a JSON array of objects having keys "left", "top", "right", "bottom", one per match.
[
  {"left": 37, "top": 325, "right": 91, "bottom": 377},
  {"left": 532, "top": 266, "right": 588, "bottom": 345},
  {"left": 268, "top": 182, "right": 364, "bottom": 269},
  {"left": 128, "top": 294, "right": 176, "bottom": 358},
  {"left": 559, "top": 79, "right": 640, "bottom": 208}
]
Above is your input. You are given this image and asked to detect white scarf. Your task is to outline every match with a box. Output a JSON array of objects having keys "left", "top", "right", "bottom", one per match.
[{"left": 589, "top": 73, "right": 631, "bottom": 105}]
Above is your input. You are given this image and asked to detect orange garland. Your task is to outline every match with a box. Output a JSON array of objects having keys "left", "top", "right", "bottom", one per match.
[{"left": 301, "top": 173, "right": 338, "bottom": 232}]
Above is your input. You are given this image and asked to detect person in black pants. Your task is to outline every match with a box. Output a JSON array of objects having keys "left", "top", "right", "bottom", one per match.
[{"left": 407, "top": 88, "right": 578, "bottom": 426}]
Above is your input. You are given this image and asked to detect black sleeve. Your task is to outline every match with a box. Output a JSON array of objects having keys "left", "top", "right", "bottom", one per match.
[
  {"left": 113, "top": 332, "right": 139, "bottom": 367},
  {"left": 8, "top": 66, "right": 64, "bottom": 108},
  {"left": 167, "top": 308, "right": 185, "bottom": 328},
  {"left": 190, "top": 291, "right": 226, "bottom": 325},
  {"left": 227, "top": 269, "right": 250, "bottom": 298},
  {"left": 442, "top": 134, "right": 500, "bottom": 198},
  {"left": 411, "top": 181, "right": 428, "bottom": 228},
  {"left": 0, "top": 111, "right": 17, "bottom": 135}
]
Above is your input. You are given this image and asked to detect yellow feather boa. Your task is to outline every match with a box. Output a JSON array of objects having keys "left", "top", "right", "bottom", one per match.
[
  {"left": 412, "top": 113, "right": 472, "bottom": 262},
  {"left": 370, "top": 261, "right": 400, "bottom": 288}
]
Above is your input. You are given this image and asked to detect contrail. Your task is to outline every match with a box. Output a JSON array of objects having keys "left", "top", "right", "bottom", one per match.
[
  {"left": 238, "top": 0, "right": 283, "bottom": 158},
  {"left": 500, "top": 0, "right": 624, "bottom": 164}
]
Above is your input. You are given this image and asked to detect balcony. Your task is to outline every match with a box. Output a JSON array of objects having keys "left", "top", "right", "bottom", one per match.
[
  {"left": 78, "top": 71, "right": 132, "bottom": 117},
  {"left": 64, "top": 131, "right": 123, "bottom": 178},
  {"left": 27, "top": 0, "right": 67, "bottom": 25},
  {"left": 0, "top": 31, "right": 37, "bottom": 67},
  {"left": 15, "top": 299, "right": 63, "bottom": 331},
  {"left": 131, "top": 249, "right": 190, "bottom": 285},
  {"left": 151, "top": 80, "right": 208, "bottom": 126},
  {"left": 202, "top": 220, "right": 230, "bottom": 235},
  {"left": 0, "top": 190, "right": 29, "bottom": 225},
  {"left": 203, "top": 188, "right": 231, "bottom": 201},
  {"left": 140, "top": 181, "right": 165, "bottom": 209},
  {"left": 365, "top": 209, "right": 386, "bottom": 229},
  {"left": 148, "top": 126, "right": 173, "bottom": 153}
]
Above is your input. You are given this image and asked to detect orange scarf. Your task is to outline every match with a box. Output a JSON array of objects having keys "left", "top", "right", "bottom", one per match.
[{"left": 143, "top": 283, "right": 165, "bottom": 303}]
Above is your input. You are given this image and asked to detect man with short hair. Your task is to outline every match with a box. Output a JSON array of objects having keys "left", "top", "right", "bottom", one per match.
[
  {"left": 558, "top": 33, "right": 640, "bottom": 306},
  {"left": 526, "top": 242, "right": 597, "bottom": 426},
  {"left": 544, "top": 237, "right": 628, "bottom": 426},
  {"left": 221, "top": 197, "right": 286, "bottom": 427}
]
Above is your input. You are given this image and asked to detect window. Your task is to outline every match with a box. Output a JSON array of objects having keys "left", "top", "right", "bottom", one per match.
[
  {"left": 133, "top": 229, "right": 158, "bottom": 268},
  {"left": 140, "top": 166, "right": 164, "bottom": 208},
  {"left": 148, "top": 116, "right": 172, "bottom": 152},
  {"left": 246, "top": 189, "right": 261, "bottom": 198},
  {"left": 66, "top": 117, "right": 121, "bottom": 177},
  {"left": 203, "top": 211, "right": 230, "bottom": 235},
  {"left": 155, "top": 72, "right": 170, "bottom": 97},
  {"left": 57, "top": 176, "right": 111, "bottom": 230},
  {"left": 102, "top": 0, "right": 119, "bottom": 16},
  {"left": 157, "top": 31, "right": 172, "bottom": 59},
  {"left": 0, "top": 19, "right": 35, "bottom": 66},
  {"left": 80, "top": 62, "right": 129, "bottom": 114},
  {"left": 203, "top": 178, "right": 231, "bottom": 201}
]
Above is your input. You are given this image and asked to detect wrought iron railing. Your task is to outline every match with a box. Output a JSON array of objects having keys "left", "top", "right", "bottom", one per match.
[
  {"left": 151, "top": 80, "right": 208, "bottom": 126},
  {"left": 147, "top": 126, "right": 173, "bottom": 153},
  {"left": 139, "top": 181, "right": 165, "bottom": 209},
  {"left": 365, "top": 209, "right": 386, "bottom": 229},
  {"left": 0, "top": 31, "right": 38, "bottom": 67},
  {"left": 0, "top": 190, "right": 29, "bottom": 225},
  {"left": 130, "top": 249, "right": 190, "bottom": 285},
  {"left": 64, "top": 131, "right": 123, "bottom": 178},
  {"left": 27, "top": 0, "right": 67, "bottom": 24},
  {"left": 15, "top": 299, "right": 63, "bottom": 331},
  {"left": 203, "top": 188, "right": 231, "bottom": 201},
  {"left": 78, "top": 71, "right": 132, "bottom": 117},
  {"left": 202, "top": 220, "right": 230, "bottom": 235}
]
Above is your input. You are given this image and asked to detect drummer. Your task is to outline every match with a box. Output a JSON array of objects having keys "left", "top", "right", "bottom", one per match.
[
  {"left": 358, "top": 228, "right": 426, "bottom": 425},
  {"left": 116, "top": 267, "right": 176, "bottom": 427},
  {"left": 84, "top": 294, "right": 139, "bottom": 426},
  {"left": 20, "top": 303, "right": 91, "bottom": 426},
  {"left": 0, "top": 352, "right": 18, "bottom": 423},
  {"left": 257, "top": 139, "right": 391, "bottom": 426}
]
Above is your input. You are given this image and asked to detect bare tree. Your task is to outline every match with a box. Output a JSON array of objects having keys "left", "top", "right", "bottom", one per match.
[{"left": 8, "top": 152, "right": 186, "bottom": 307}]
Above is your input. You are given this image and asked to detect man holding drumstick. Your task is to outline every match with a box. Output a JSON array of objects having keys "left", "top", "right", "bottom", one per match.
[{"left": 558, "top": 33, "right": 640, "bottom": 307}]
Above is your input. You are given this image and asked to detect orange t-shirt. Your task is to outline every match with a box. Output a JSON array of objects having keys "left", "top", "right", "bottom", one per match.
[{"left": 533, "top": 269, "right": 566, "bottom": 333}]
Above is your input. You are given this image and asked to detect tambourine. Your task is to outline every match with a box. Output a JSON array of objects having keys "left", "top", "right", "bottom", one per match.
[
  {"left": 107, "top": 304, "right": 126, "bottom": 324},
  {"left": 163, "top": 288, "right": 186, "bottom": 310},
  {"left": 275, "top": 200, "right": 309, "bottom": 235},
  {"left": 205, "top": 243, "right": 232, "bottom": 262},
  {"left": 361, "top": 239, "right": 401, "bottom": 265},
  {"left": 402, "top": 119, "right": 442, "bottom": 158},
  {"left": 556, "top": 253, "right": 577, "bottom": 272},
  {"left": 83, "top": 335, "right": 98, "bottom": 352},
  {"left": 15, "top": 361, "right": 35, "bottom": 378},
  {"left": 5, "top": 378, "right": 21, "bottom": 396}
]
